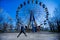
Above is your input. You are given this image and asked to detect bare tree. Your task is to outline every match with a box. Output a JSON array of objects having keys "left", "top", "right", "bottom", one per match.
[
  {"left": 48, "top": 21, "right": 55, "bottom": 32},
  {"left": 52, "top": 5, "right": 60, "bottom": 32}
]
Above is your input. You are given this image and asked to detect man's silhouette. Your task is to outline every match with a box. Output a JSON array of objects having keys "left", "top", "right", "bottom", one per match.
[{"left": 17, "top": 24, "right": 27, "bottom": 38}]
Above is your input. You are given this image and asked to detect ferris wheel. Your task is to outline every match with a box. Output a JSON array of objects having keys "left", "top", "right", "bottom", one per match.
[{"left": 16, "top": 0, "right": 49, "bottom": 29}]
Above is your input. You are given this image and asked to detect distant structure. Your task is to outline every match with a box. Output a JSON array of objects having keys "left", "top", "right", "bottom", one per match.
[
  {"left": 16, "top": 0, "right": 49, "bottom": 32},
  {"left": 0, "top": 8, "right": 13, "bottom": 32}
]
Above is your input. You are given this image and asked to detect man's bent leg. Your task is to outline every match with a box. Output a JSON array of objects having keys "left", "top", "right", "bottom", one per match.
[
  {"left": 23, "top": 31, "right": 27, "bottom": 37},
  {"left": 17, "top": 31, "right": 22, "bottom": 38}
]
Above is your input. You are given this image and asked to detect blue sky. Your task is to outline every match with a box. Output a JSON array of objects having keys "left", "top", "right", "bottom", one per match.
[
  {"left": 0, "top": 0, "right": 60, "bottom": 18},
  {"left": 0, "top": 0, "right": 60, "bottom": 27}
]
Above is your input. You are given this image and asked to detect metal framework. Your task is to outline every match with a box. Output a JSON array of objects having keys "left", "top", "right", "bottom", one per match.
[{"left": 16, "top": 0, "right": 49, "bottom": 29}]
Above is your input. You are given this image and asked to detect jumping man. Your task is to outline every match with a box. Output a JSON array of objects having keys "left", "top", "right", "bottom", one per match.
[{"left": 17, "top": 24, "right": 27, "bottom": 38}]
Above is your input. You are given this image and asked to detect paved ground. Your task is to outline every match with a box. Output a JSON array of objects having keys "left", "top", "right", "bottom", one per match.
[{"left": 0, "top": 32, "right": 60, "bottom": 40}]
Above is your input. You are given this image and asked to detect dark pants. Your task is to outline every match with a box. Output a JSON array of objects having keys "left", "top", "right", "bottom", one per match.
[{"left": 17, "top": 31, "right": 27, "bottom": 38}]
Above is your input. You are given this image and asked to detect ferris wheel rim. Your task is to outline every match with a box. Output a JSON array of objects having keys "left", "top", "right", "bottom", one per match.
[{"left": 16, "top": 0, "right": 49, "bottom": 26}]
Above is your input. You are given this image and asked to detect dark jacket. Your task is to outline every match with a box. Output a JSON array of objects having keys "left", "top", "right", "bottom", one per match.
[{"left": 21, "top": 26, "right": 25, "bottom": 31}]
